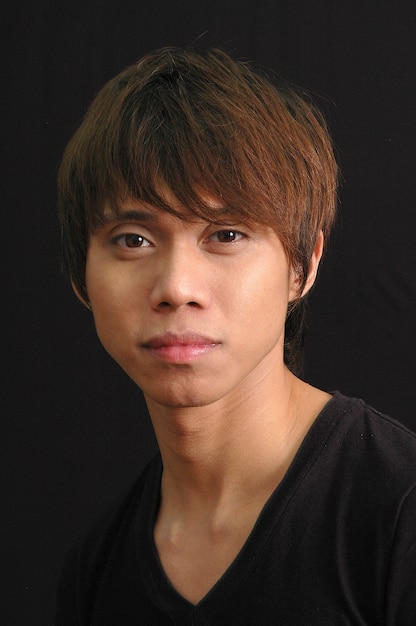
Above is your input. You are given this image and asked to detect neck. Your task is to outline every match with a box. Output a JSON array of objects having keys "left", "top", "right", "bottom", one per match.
[{"left": 146, "top": 364, "right": 327, "bottom": 513}]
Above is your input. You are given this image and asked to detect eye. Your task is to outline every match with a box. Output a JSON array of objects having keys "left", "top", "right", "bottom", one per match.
[
  {"left": 112, "top": 233, "right": 151, "bottom": 248},
  {"left": 209, "top": 229, "right": 245, "bottom": 243}
]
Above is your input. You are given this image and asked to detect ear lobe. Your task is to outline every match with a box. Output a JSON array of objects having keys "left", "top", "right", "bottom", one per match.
[
  {"left": 300, "top": 230, "right": 324, "bottom": 298},
  {"left": 71, "top": 280, "right": 92, "bottom": 310}
]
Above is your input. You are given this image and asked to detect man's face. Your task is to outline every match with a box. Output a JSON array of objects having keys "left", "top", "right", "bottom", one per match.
[{"left": 84, "top": 194, "right": 300, "bottom": 411}]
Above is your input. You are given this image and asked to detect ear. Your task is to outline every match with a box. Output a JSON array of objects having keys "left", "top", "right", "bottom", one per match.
[
  {"left": 71, "top": 280, "right": 92, "bottom": 310},
  {"left": 289, "top": 231, "right": 324, "bottom": 301}
]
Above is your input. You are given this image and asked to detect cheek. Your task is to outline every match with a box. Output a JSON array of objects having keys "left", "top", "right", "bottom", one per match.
[
  {"left": 228, "top": 263, "right": 292, "bottom": 332},
  {"left": 86, "top": 268, "right": 135, "bottom": 348},
  {"left": 87, "top": 259, "right": 139, "bottom": 310}
]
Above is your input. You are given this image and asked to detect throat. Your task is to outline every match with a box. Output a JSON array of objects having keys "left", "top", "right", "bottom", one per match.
[
  {"left": 154, "top": 506, "right": 263, "bottom": 605},
  {"left": 153, "top": 459, "right": 290, "bottom": 605}
]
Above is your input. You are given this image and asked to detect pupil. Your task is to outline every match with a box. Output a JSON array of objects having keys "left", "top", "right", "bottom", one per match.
[{"left": 127, "top": 234, "right": 142, "bottom": 247}]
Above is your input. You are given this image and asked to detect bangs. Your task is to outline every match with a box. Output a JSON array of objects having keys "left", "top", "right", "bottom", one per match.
[{"left": 89, "top": 65, "right": 278, "bottom": 229}]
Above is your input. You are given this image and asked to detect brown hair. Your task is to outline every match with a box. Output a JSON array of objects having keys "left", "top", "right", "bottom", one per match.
[{"left": 57, "top": 46, "right": 338, "bottom": 372}]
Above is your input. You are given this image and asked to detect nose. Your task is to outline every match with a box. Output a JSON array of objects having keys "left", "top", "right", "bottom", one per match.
[{"left": 149, "top": 243, "right": 211, "bottom": 311}]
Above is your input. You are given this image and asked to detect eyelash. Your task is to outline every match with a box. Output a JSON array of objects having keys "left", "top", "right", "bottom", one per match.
[
  {"left": 208, "top": 230, "right": 245, "bottom": 243},
  {"left": 111, "top": 229, "right": 246, "bottom": 249},
  {"left": 112, "top": 234, "right": 151, "bottom": 248}
]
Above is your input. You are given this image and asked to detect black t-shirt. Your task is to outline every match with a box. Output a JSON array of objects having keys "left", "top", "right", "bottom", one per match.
[{"left": 55, "top": 393, "right": 416, "bottom": 625}]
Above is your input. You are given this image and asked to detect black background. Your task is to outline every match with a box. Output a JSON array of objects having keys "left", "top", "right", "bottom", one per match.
[{"left": 2, "top": 1, "right": 416, "bottom": 623}]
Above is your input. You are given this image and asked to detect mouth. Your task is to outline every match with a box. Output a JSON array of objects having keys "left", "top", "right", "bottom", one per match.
[{"left": 142, "top": 333, "right": 220, "bottom": 363}]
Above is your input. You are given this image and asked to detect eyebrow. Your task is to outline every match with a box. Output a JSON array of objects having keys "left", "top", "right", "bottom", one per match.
[
  {"left": 101, "top": 209, "right": 158, "bottom": 224},
  {"left": 98, "top": 204, "right": 244, "bottom": 229}
]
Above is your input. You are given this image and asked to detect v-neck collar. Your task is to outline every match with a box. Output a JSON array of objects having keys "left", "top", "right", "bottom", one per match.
[{"left": 136, "top": 392, "right": 350, "bottom": 620}]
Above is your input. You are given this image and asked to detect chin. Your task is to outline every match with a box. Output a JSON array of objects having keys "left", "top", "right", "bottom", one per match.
[
  {"left": 148, "top": 391, "right": 218, "bottom": 409},
  {"left": 128, "top": 366, "right": 226, "bottom": 407},
  {"left": 141, "top": 379, "right": 229, "bottom": 410}
]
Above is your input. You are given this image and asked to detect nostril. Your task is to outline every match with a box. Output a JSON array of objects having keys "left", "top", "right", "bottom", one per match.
[{"left": 157, "top": 300, "right": 200, "bottom": 309}]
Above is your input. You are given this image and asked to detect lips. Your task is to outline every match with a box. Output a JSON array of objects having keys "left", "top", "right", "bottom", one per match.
[{"left": 142, "top": 333, "right": 219, "bottom": 363}]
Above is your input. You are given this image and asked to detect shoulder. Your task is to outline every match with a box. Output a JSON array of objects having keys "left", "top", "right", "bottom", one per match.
[
  {"left": 328, "top": 392, "right": 416, "bottom": 453},
  {"left": 55, "top": 454, "right": 162, "bottom": 624},
  {"left": 317, "top": 392, "right": 416, "bottom": 495},
  {"left": 79, "top": 454, "right": 160, "bottom": 558}
]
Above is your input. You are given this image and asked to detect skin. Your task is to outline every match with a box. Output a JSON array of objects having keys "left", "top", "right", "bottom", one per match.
[{"left": 78, "top": 191, "right": 330, "bottom": 604}]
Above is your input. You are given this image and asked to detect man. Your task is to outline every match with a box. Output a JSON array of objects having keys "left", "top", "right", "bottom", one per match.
[{"left": 55, "top": 47, "right": 416, "bottom": 624}]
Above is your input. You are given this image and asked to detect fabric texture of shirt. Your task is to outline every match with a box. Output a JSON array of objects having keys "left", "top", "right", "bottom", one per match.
[{"left": 55, "top": 392, "right": 416, "bottom": 625}]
